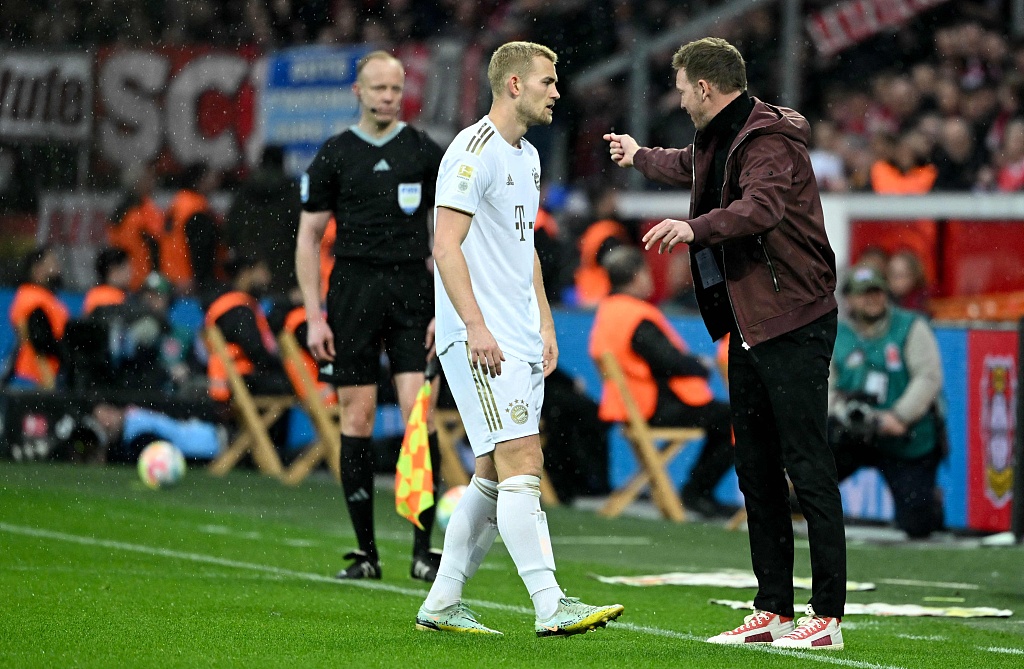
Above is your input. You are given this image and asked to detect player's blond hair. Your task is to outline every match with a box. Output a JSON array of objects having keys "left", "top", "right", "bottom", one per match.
[
  {"left": 356, "top": 50, "right": 404, "bottom": 81},
  {"left": 487, "top": 41, "right": 557, "bottom": 97}
]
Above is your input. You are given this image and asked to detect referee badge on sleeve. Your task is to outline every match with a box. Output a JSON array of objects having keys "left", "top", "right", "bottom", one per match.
[{"left": 398, "top": 183, "right": 422, "bottom": 215}]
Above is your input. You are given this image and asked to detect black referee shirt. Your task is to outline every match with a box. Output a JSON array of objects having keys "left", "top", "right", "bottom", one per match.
[{"left": 301, "top": 123, "right": 444, "bottom": 265}]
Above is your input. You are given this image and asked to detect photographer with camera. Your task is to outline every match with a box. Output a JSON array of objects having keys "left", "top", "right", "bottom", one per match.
[{"left": 829, "top": 266, "right": 945, "bottom": 539}]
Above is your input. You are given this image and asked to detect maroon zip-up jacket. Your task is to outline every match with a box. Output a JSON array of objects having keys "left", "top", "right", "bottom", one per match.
[{"left": 634, "top": 97, "right": 837, "bottom": 348}]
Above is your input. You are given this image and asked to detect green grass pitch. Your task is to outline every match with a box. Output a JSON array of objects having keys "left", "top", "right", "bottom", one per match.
[{"left": 1, "top": 462, "right": 1022, "bottom": 668}]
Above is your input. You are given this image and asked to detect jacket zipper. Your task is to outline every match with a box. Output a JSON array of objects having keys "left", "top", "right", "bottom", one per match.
[
  {"left": 718, "top": 130, "right": 754, "bottom": 350},
  {"left": 758, "top": 235, "right": 780, "bottom": 292}
]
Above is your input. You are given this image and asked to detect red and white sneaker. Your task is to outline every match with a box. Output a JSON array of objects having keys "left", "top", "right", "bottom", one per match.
[
  {"left": 771, "top": 605, "right": 844, "bottom": 650},
  {"left": 706, "top": 610, "right": 795, "bottom": 645}
]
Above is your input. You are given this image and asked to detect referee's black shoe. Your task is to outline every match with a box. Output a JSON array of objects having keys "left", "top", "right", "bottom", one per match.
[
  {"left": 410, "top": 549, "right": 442, "bottom": 583},
  {"left": 335, "top": 550, "right": 381, "bottom": 580}
]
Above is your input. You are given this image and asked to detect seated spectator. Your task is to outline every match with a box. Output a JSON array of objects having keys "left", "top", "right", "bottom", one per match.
[
  {"left": 574, "top": 189, "right": 630, "bottom": 308},
  {"left": 161, "top": 162, "right": 222, "bottom": 296},
  {"left": 886, "top": 251, "right": 929, "bottom": 313},
  {"left": 870, "top": 130, "right": 937, "bottom": 194},
  {"left": 809, "top": 119, "right": 848, "bottom": 192},
  {"left": 83, "top": 246, "right": 131, "bottom": 317},
  {"left": 829, "top": 266, "right": 945, "bottom": 539},
  {"left": 5, "top": 246, "right": 69, "bottom": 388},
  {"left": 107, "top": 162, "right": 162, "bottom": 290},
  {"left": 855, "top": 245, "right": 890, "bottom": 275},
  {"left": 589, "top": 247, "right": 734, "bottom": 517},
  {"left": 118, "top": 272, "right": 193, "bottom": 393},
  {"left": 932, "top": 118, "right": 986, "bottom": 191},
  {"left": 204, "top": 254, "right": 291, "bottom": 402},
  {"left": 995, "top": 118, "right": 1024, "bottom": 191}
]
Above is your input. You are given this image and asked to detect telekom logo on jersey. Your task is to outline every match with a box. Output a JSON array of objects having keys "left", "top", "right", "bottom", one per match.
[{"left": 513, "top": 205, "right": 534, "bottom": 242}]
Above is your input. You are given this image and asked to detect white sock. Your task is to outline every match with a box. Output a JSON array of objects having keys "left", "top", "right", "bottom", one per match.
[
  {"left": 497, "top": 474, "right": 563, "bottom": 620},
  {"left": 422, "top": 476, "right": 499, "bottom": 611}
]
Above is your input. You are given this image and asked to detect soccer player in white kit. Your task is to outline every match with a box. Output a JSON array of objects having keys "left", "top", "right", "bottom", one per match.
[{"left": 415, "top": 41, "right": 625, "bottom": 638}]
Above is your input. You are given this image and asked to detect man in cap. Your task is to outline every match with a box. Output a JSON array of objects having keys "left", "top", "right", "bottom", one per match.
[{"left": 829, "top": 265, "right": 945, "bottom": 539}]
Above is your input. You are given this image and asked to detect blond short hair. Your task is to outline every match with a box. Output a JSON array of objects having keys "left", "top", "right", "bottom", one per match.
[
  {"left": 356, "top": 50, "right": 403, "bottom": 80},
  {"left": 487, "top": 41, "right": 557, "bottom": 97}
]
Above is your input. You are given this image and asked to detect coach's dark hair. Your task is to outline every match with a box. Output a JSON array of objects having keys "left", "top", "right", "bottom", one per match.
[
  {"left": 603, "top": 246, "right": 648, "bottom": 293},
  {"left": 672, "top": 37, "right": 747, "bottom": 94}
]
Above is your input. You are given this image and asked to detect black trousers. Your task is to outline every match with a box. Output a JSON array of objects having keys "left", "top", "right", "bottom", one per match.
[
  {"left": 649, "top": 394, "right": 734, "bottom": 502},
  {"left": 829, "top": 421, "right": 943, "bottom": 539},
  {"left": 729, "top": 311, "right": 846, "bottom": 619}
]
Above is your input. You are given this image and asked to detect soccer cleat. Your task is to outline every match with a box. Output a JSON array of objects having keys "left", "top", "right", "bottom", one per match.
[
  {"left": 771, "top": 605, "right": 844, "bottom": 650},
  {"left": 534, "top": 597, "right": 624, "bottom": 638},
  {"left": 706, "top": 609, "right": 795, "bottom": 645},
  {"left": 334, "top": 550, "right": 381, "bottom": 580},
  {"left": 410, "top": 549, "right": 442, "bottom": 582},
  {"left": 415, "top": 603, "right": 503, "bottom": 635}
]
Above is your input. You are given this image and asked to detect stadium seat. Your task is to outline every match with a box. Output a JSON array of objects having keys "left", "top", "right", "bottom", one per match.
[
  {"left": 203, "top": 325, "right": 290, "bottom": 479},
  {"left": 276, "top": 329, "right": 341, "bottom": 485},
  {"left": 596, "top": 352, "right": 704, "bottom": 522}
]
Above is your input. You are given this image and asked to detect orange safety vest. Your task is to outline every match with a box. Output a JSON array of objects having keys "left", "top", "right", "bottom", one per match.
[
  {"left": 589, "top": 293, "right": 712, "bottom": 422},
  {"left": 870, "top": 161, "right": 937, "bottom": 194},
  {"left": 108, "top": 196, "right": 163, "bottom": 290},
  {"left": 535, "top": 208, "right": 560, "bottom": 236},
  {"left": 283, "top": 306, "right": 337, "bottom": 406},
  {"left": 9, "top": 284, "right": 70, "bottom": 384},
  {"left": 82, "top": 285, "right": 127, "bottom": 316},
  {"left": 161, "top": 189, "right": 208, "bottom": 290},
  {"left": 204, "top": 291, "right": 277, "bottom": 402},
  {"left": 575, "top": 219, "right": 629, "bottom": 308}
]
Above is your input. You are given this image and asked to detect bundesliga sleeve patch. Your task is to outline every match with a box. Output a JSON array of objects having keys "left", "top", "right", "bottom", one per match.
[{"left": 457, "top": 164, "right": 474, "bottom": 179}]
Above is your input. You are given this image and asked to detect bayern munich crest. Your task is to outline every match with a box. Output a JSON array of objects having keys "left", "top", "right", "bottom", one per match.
[{"left": 506, "top": 399, "right": 529, "bottom": 425}]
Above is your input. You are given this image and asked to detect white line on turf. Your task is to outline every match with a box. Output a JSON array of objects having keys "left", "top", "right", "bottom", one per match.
[
  {"left": 0, "top": 522, "right": 921, "bottom": 669},
  {"left": 982, "top": 647, "right": 1024, "bottom": 655},
  {"left": 878, "top": 579, "right": 980, "bottom": 591}
]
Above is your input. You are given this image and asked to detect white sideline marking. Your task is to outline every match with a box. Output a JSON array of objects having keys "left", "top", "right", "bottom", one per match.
[
  {"left": 895, "top": 634, "right": 947, "bottom": 641},
  {"left": 982, "top": 647, "right": 1024, "bottom": 655},
  {"left": 878, "top": 578, "right": 979, "bottom": 591},
  {"left": 0, "top": 522, "right": 911, "bottom": 669}
]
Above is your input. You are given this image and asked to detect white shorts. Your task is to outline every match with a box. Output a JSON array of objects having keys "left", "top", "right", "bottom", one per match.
[{"left": 438, "top": 341, "right": 544, "bottom": 457}]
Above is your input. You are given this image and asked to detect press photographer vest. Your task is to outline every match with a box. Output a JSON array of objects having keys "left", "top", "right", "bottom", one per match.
[{"left": 834, "top": 307, "right": 935, "bottom": 459}]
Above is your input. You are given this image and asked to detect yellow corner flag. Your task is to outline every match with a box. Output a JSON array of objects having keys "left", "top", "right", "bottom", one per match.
[{"left": 395, "top": 381, "right": 434, "bottom": 530}]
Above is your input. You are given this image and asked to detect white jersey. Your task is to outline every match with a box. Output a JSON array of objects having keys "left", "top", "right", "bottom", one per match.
[{"left": 434, "top": 116, "right": 544, "bottom": 363}]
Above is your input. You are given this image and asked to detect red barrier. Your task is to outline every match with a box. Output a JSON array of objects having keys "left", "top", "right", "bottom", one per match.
[{"left": 967, "top": 330, "right": 1018, "bottom": 532}]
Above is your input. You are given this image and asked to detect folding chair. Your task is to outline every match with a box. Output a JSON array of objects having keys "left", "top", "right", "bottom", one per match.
[
  {"left": 277, "top": 329, "right": 342, "bottom": 485},
  {"left": 204, "top": 325, "right": 291, "bottom": 479},
  {"left": 433, "top": 407, "right": 560, "bottom": 506},
  {"left": 596, "top": 352, "right": 704, "bottom": 522}
]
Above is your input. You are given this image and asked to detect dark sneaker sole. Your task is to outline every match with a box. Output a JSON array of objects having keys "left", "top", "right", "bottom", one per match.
[{"left": 536, "top": 605, "right": 625, "bottom": 638}]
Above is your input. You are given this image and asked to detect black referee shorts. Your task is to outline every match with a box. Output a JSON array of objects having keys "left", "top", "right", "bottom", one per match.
[{"left": 321, "top": 259, "right": 433, "bottom": 387}]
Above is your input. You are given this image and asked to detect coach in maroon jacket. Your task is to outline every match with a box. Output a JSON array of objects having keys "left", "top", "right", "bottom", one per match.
[{"left": 605, "top": 38, "right": 846, "bottom": 650}]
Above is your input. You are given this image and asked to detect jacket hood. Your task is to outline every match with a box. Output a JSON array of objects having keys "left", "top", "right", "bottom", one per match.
[{"left": 741, "top": 98, "right": 810, "bottom": 148}]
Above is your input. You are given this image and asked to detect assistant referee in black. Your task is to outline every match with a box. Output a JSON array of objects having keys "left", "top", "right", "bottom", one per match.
[{"left": 295, "top": 50, "right": 444, "bottom": 582}]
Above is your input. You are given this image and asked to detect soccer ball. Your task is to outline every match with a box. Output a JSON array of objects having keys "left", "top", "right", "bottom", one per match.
[
  {"left": 137, "top": 440, "right": 186, "bottom": 489},
  {"left": 436, "top": 485, "right": 466, "bottom": 530}
]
